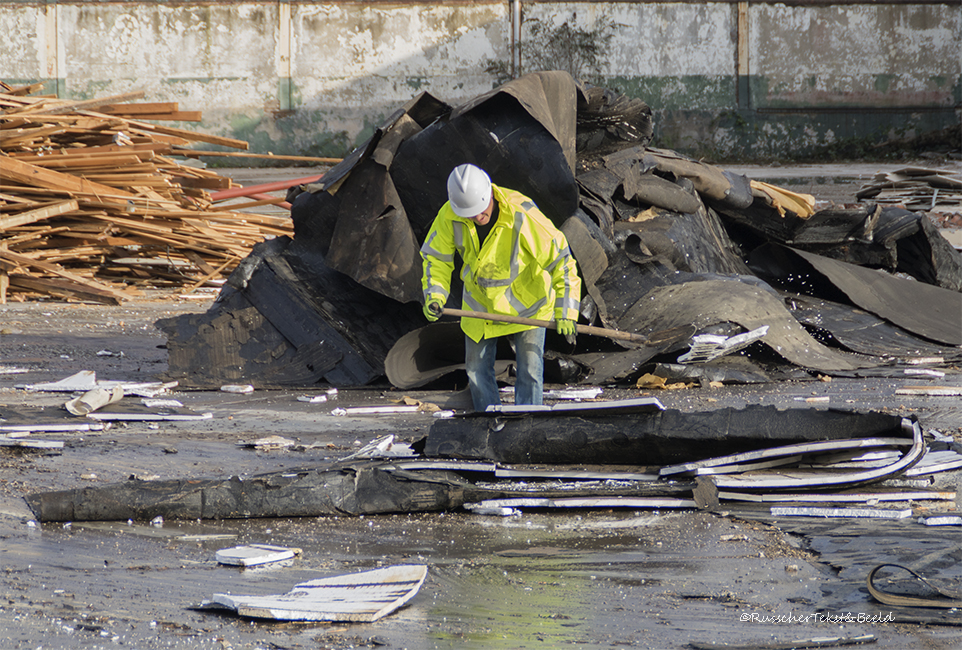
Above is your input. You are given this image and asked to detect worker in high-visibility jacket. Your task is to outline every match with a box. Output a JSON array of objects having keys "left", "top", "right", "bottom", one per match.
[{"left": 421, "top": 164, "right": 582, "bottom": 411}]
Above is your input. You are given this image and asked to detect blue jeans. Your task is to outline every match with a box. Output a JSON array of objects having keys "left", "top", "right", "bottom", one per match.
[{"left": 465, "top": 328, "right": 546, "bottom": 412}]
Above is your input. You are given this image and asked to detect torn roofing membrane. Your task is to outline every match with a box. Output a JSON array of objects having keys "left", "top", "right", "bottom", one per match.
[{"left": 158, "top": 71, "right": 962, "bottom": 389}]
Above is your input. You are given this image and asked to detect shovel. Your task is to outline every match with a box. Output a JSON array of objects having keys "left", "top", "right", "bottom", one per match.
[{"left": 438, "top": 307, "right": 694, "bottom": 346}]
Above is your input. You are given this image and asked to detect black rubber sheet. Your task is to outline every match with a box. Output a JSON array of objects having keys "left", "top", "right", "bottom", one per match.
[
  {"left": 720, "top": 204, "right": 962, "bottom": 292},
  {"left": 784, "top": 292, "right": 962, "bottom": 362},
  {"left": 160, "top": 74, "right": 962, "bottom": 390},
  {"left": 751, "top": 244, "right": 962, "bottom": 346},
  {"left": 425, "top": 404, "right": 908, "bottom": 465}
]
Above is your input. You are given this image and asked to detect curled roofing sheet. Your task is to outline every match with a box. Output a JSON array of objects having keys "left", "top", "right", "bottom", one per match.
[{"left": 751, "top": 244, "right": 962, "bottom": 346}]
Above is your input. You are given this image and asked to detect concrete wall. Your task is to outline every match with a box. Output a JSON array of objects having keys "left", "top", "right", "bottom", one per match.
[{"left": 2, "top": 1, "right": 958, "bottom": 161}]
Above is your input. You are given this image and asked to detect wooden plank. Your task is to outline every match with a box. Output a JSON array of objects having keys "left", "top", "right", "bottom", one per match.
[
  {"left": 1, "top": 82, "right": 46, "bottom": 97},
  {"left": 125, "top": 111, "right": 203, "bottom": 122},
  {"left": 184, "top": 259, "right": 232, "bottom": 291},
  {"left": 0, "top": 156, "right": 138, "bottom": 199},
  {"left": 86, "top": 219, "right": 247, "bottom": 260},
  {"left": 0, "top": 226, "right": 67, "bottom": 246},
  {"left": 211, "top": 197, "right": 289, "bottom": 211},
  {"left": 1, "top": 125, "right": 69, "bottom": 146},
  {"left": 27, "top": 154, "right": 149, "bottom": 169},
  {"left": 23, "top": 91, "right": 146, "bottom": 116},
  {"left": 176, "top": 176, "right": 232, "bottom": 190},
  {"left": 183, "top": 250, "right": 217, "bottom": 275},
  {"left": 125, "top": 128, "right": 192, "bottom": 147},
  {"left": 0, "top": 242, "right": 7, "bottom": 304},
  {"left": 122, "top": 120, "right": 249, "bottom": 150},
  {"left": 6, "top": 275, "right": 124, "bottom": 305},
  {"left": 10, "top": 143, "right": 171, "bottom": 158},
  {"left": 0, "top": 192, "right": 36, "bottom": 205},
  {"left": 99, "top": 102, "right": 179, "bottom": 115},
  {"left": 172, "top": 149, "right": 342, "bottom": 164},
  {"left": 0, "top": 248, "right": 130, "bottom": 302},
  {"left": 0, "top": 200, "right": 79, "bottom": 230}
]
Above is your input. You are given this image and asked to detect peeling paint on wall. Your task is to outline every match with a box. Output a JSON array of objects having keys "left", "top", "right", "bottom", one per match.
[
  {"left": 752, "top": 4, "right": 959, "bottom": 108},
  {"left": 1, "top": 2, "right": 958, "bottom": 160}
]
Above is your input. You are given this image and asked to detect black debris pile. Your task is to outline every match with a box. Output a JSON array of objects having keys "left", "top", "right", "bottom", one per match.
[{"left": 156, "top": 71, "right": 962, "bottom": 390}]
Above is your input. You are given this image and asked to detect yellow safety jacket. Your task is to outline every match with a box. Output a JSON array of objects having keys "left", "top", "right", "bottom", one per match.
[{"left": 421, "top": 184, "right": 581, "bottom": 342}]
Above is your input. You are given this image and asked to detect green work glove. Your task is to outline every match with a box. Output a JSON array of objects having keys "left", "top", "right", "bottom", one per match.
[
  {"left": 556, "top": 319, "right": 576, "bottom": 337},
  {"left": 423, "top": 301, "right": 441, "bottom": 322}
]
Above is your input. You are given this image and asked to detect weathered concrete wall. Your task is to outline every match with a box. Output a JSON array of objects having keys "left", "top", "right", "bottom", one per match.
[
  {"left": 1, "top": 2, "right": 958, "bottom": 161},
  {"left": 523, "top": 2, "right": 960, "bottom": 158}
]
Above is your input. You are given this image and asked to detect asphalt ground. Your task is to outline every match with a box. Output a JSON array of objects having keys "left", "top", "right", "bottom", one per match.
[{"left": 0, "top": 164, "right": 960, "bottom": 649}]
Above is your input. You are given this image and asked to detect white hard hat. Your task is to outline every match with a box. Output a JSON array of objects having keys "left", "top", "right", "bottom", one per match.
[{"left": 447, "top": 164, "right": 492, "bottom": 218}]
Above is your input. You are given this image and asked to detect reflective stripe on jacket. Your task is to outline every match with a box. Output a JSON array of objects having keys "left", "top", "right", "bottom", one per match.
[{"left": 421, "top": 184, "right": 581, "bottom": 342}]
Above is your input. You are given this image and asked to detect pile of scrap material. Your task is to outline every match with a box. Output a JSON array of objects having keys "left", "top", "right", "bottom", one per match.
[
  {"left": 857, "top": 166, "right": 962, "bottom": 215},
  {"left": 0, "top": 85, "right": 292, "bottom": 304},
  {"left": 24, "top": 400, "right": 960, "bottom": 523},
  {"left": 158, "top": 71, "right": 962, "bottom": 390}
]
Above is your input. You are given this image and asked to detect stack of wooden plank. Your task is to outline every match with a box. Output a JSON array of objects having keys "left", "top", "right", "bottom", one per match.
[{"left": 0, "top": 86, "right": 293, "bottom": 304}]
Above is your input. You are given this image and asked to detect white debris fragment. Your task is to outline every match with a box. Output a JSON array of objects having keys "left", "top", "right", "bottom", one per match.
[
  {"left": 771, "top": 506, "right": 913, "bottom": 519},
  {"left": 96, "top": 350, "right": 124, "bottom": 358},
  {"left": 332, "top": 405, "right": 421, "bottom": 416},
  {"left": 543, "top": 387, "right": 603, "bottom": 401},
  {"left": 297, "top": 395, "right": 328, "bottom": 403},
  {"left": 221, "top": 384, "right": 254, "bottom": 394},
  {"left": 896, "top": 386, "right": 962, "bottom": 397},
  {"left": 467, "top": 506, "right": 521, "bottom": 517},
  {"left": 433, "top": 410, "right": 455, "bottom": 418},
  {"left": 918, "top": 515, "right": 962, "bottom": 526},
  {"left": 678, "top": 326, "right": 769, "bottom": 364},
  {"left": 21, "top": 370, "right": 98, "bottom": 392},
  {"left": 142, "top": 399, "right": 184, "bottom": 408},
  {"left": 237, "top": 435, "right": 297, "bottom": 450},
  {"left": 150, "top": 516, "right": 164, "bottom": 527},
  {"left": 215, "top": 544, "right": 299, "bottom": 567},
  {"left": 341, "top": 434, "right": 417, "bottom": 460},
  {"left": 904, "top": 368, "right": 945, "bottom": 377},
  {"left": 18, "top": 371, "right": 176, "bottom": 397},
  {"left": 65, "top": 386, "right": 124, "bottom": 416}
]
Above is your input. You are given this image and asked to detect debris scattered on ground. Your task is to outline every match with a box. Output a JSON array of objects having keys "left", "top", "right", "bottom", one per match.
[
  {"left": 18, "top": 370, "right": 177, "bottom": 398},
  {"left": 688, "top": 634, "right": 877, "bottom": 650},
  {"left": 201, "top": 565, "right": 428, "bottom": 622},
  {"left": 677, "top": 326, "right": 769, "bottom": 364},
  {"left": 64, "top": 385, "right": 123, "bottom": 416},
  {"left": 866, "top": 563, "right": 962, "bottom": 609},
  {"left": 220, "top": 384, "right": 255, "bottom": 394},
  {"left": 24, "top": 399, "right": 958, "bottom": 525},
  {"left": 215, "top": 544, "right": 300, "bottom": 567},
  {"left": 237, "top": 435, "right": 297, "bottom": 450},
  {"left": 856, "top": 166, "right": 962, "bottom": 213},
  {"left": 341, "top": 434, "right": 417, "bottom": 460},
  {"left": 769, "top": 506, "right": 914, "bottom": 519}
]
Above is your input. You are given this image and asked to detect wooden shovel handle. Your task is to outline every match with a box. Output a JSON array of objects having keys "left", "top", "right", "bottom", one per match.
[{"left": 439, "top": 308, "right": 691, "bottom": 345}]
